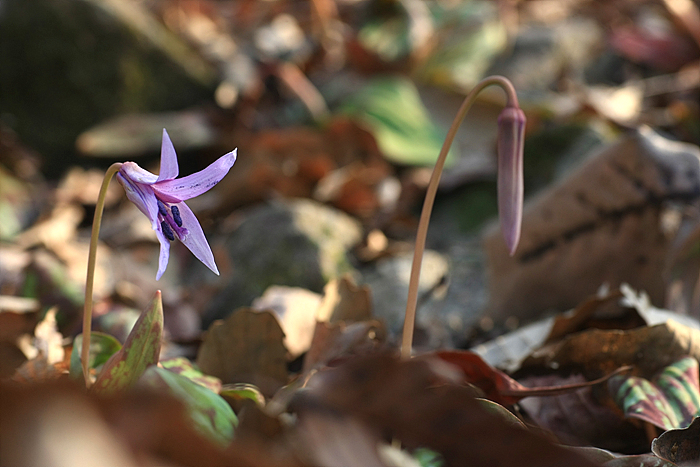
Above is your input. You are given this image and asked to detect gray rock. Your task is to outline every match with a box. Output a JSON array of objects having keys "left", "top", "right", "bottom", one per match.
[
  {"left": 203, "top": 199, "right": 362, "bottom": 326},
  {"left": 360, "top": 249, "right": 454, "bottom": 348}
]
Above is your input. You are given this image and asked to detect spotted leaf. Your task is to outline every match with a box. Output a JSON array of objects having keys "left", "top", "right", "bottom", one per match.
[{"left": 609, "top": 356, "right": 700, "bottom": 430}]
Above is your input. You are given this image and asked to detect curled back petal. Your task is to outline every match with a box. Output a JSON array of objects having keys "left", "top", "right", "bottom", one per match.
[
  {"left": 157, "top": 129, "right": 179, "bottom": 182},
  {"left": 117, "top": 171, "right": 160, "bottom": 231},
  {"left": 152, "top": 149, "right": 237, "bottom": 202},
  {"left": 120, "top": 161, "right": 158, "bottom": 185},
  {"left": 172, "top": 202, "right": 219, "bottom": 276}
]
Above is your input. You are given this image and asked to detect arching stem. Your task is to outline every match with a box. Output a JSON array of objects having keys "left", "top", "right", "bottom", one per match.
[
  {"left": 401, "top": 76, "right": 520, "bottom": 358},
  {"left": 82, "top": 162, "right": 122, "bottom": 387}
]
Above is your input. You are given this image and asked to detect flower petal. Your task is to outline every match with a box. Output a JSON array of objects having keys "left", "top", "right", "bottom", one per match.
[
  {"left": 152, "top": 149, "right": 237, "bottom": 201},
  {"left": 497, "top": 106, "right": 525, "bottom": 256},
  {"left": 173, "top": 202, "right": 219, "bottom": 275},
  {"left": 157, "top": 129, "right": 179, "bottom": 182},
  {"left": 117, "top": 171, "right": 160, "bottom": 230},
  {"left": 155, "top": 229, "right": 171, "bottom": 280},
  {"left": 121, "top": 161, "right": 158, "bottom": 185}
]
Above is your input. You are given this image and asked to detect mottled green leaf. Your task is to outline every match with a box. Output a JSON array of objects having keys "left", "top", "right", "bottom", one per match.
[
  {"left": 141, "top": 366, "right": 237, "bottom": 446},
  {"left": 220, "top": 383, "right": 265, "bottom": 406},
  {"left": 91, "top": 291, "right": 163, "bottom": 395},
  {"left": 69, "top": 332, "right": 121, "bottom": 381},
  {"left": 161, "top": 357, "right": 221, "bottom": 393},
  {"left": 609, "top": 356, "right": 700, "bottom": 430},
  {"left": 475, "top": 398, "right": 525, "bottom": 428},
  {"left": 341, "top": 77, "right": 457, "bottom": 167}
]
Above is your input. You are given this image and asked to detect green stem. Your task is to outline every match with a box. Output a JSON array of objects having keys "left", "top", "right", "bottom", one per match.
[
  {"left": 82, "top": 162, "right": 122, "bottom": 387},
  {"left": 401, "top": 76, "right": 519, "bottom": 359}
]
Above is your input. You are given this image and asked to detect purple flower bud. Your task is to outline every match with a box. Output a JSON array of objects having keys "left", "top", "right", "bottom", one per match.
[{"left": 497, "top": 106, "right": 525, "bottom": 256}]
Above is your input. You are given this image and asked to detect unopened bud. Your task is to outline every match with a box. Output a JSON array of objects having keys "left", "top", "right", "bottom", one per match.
[{"left": 497, "top": 106, "right": 525, "bottom": 256}]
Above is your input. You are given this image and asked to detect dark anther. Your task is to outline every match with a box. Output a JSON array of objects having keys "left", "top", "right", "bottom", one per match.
[
  {"left": 171, "top": 205, "right": 183, "bottom": 227},
  {"left": 157, "top": 199, "right": 169, "bottom": 218},
  {"left": 161, "top": 221, "right": 175, "bottom": 241}
]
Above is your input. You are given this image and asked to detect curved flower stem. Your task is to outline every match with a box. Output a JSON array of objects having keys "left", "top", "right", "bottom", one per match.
[
  {"left": 82, "top": 162, "right": 122, "bottom": 387},
  {"left": 401, "top": 76, "right": 520, "bottom": 359}
]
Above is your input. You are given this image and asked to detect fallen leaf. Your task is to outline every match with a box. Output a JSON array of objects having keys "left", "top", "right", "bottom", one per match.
[
  {"left": 251, "top": 286, "right": 322, "bottom": 358},
  {"left": 0, "top": 299, "right": 40, "bottom": 343},
  {"left": 518, "top": 373, "right": 649, "bottom": 452},
  {"left": 302, "top": 320, "right": 386, "bottom": 373},
  {"left": 522, "top": 320, "right": 700, "bottom": 379},
  {"left": 436, "top": 349, "right": 630, "bottom": 406},
  {"left": 652, "top": 416, "right": 700, "bottom": 464},
  {"left": 294, "top": 353, "right": 598, "bottom": 467},
  {"left": 295, "top": 408, "right": 388, "bottom": 467},
  {"left": 316, "top": 275, "right": 373, "bottom": 324},
  {"left": 196, "top": 308, "right": 288, "bottom": 397},
  {"left": 33, "top": 307, "right": 64, "bottom": 364}
]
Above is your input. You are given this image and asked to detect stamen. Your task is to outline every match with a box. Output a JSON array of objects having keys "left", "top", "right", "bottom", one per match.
[
  {"left": 157, "top": 199, "right": 169, "bottom": 218},
  {"left": 161, "top": 221, "right": 175, "bottom": 241},
  {"left": 171, "top": 205, "right": 183, "bottom": 227}
]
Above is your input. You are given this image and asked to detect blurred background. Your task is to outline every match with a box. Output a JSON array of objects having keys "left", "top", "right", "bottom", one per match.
[{"left": 2, "top": 0, "right": 700, "bottom": 375}]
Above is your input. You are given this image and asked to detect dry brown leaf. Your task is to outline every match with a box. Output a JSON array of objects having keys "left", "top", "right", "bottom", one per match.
[
  {"left": 251, "top": 286, "right": 322, "bottom": 358},
  {"left": 522, "top": 320, "right": 700, "bottom": 379},
  {"left": 294, "top": 354, "right": 598, "bottom": 467},
  {"left": 196, "top": 308, "right": 288, "bottom": 397},
  {"left": 484, "top": 126, "right": 700, "bottom": 323},
  {"left": 0, "top": 305, "right": 39, "bottom": 343},
  {"left": 316, "top": 275, "right": 373, "bottom": 324},
  {"left": 652, "top": 416, "right": 700, "bottom": 464},
  {"left": 33, "top": 307, "right": 64, "bottom": 364},
  {"left": 1, "top": 381, "right": 306, "bottom": 467},
  {"left": 517, "top": 373, "right": 647, "bottom": 452},
  {"left": 302, "top": 320, "right": 386, "bottom": 373},
  {"left": 294, "top": 409, "right": 388, "bottom": 467}
]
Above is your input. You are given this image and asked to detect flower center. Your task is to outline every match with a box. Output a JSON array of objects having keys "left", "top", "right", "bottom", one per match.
[{"left": 156, "top": 198, "right": 188, "bottom": 241}]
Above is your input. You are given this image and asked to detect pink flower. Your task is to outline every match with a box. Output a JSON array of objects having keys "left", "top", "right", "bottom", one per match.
[{"left": 116, "top": 129, "right": 237, "bottom": 279}]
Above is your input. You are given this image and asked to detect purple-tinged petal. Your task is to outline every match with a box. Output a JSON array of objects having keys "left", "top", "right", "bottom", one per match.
[
  {"left": 497, "top": 106, "right": 525, "bottom": 256},
  {"left": 157, "top": 129, "right": 179, "bottom": 182},
  {"left": 152, "top": 149, "right": 237, "bottom": 201},
  {"left": 155, "top": 229, "right": 171, "bottom": 280},
  {"left": 172, "top": 202, "right": 219, "bottom": 275},
  {"left": 116, "top": 170, "right": 160, "bottom": 230},
  {"left": 121, "top": 161, "right": 158, "bottom": 185}
]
